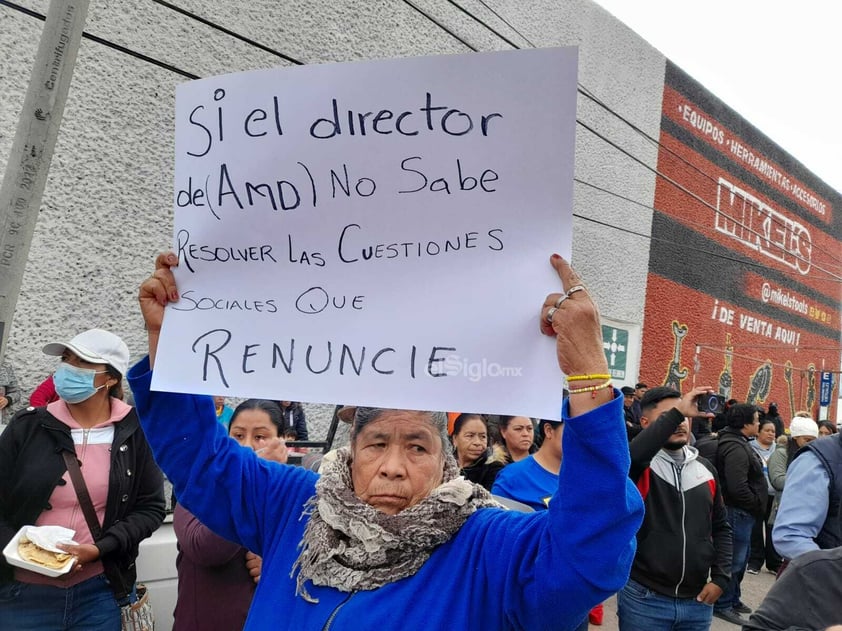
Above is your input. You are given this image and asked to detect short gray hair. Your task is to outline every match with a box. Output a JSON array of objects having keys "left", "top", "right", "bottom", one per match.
[
  {"left": 349, "top": 408, "right": 458, "bottom": 480},
  {"left": 351, "top": 408, "right": 450, "bottom": 451}
]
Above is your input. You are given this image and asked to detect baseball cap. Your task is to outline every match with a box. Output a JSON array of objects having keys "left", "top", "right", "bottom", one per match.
[
  {"left": 621, "top": 386, "right": 635, "bottom": 396},
  {"left": 43, "top": 328, "right": 130, "bottom": 378},
  {"left": 789, "top": 416, "right": 819, "bottom": 439}
]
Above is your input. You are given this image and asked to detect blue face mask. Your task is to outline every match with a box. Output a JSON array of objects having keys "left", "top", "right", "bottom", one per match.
[{"left": 54, "top": 363, "right": 108, "bottom": 404}]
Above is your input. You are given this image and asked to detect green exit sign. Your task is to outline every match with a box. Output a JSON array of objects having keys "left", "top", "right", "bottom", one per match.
[{"left": 602, "top": 325, "right": 628, "bottom": 380}]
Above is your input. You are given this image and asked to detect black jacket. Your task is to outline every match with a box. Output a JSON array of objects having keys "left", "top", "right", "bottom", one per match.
[
  {"left": 694, "top": 433, "right": 719, "bottom": 463},
  {"left": 0, "top": 406, "right": 165, "bottom": 598},
  {"left": 716, "top": 427, "right": 768, "bottom": 517},
  {"left": 278, "top": 403, "right": 308, "bottom": 441},
  {"left": 459, "top": 445, "right": 507, "bottom": 492},
  {"left": 744, "top": 546, "right": 842, "bottom": 631},
  {"left": 624, "top": 405, "right": 642, "bottom": 441},
  {"left": 629, "top": 408, "right": 732, "bottom": 598},
  {"left": 767, "top": 412, "right": 785, "bottom": 438}
]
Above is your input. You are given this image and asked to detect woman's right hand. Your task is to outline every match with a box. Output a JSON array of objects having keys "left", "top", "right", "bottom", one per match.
[
  {"left": 255, "top": 437, "right": 289, "bottom": 465},
  {"left": 139, "top": 252, "right": 180, "bottom": 332},
  {"left": 139, "top": 252, "right": 179, "bottom": 366}
]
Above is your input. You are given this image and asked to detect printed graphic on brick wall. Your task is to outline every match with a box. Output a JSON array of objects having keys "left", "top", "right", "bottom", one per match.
[{"left": 640, "top": 62, "right": 842, "bottom": 420}]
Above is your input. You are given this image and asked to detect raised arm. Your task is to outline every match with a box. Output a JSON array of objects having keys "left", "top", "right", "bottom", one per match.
[
  {"left": 138, "top": 251, "right": 179, "bottom": 369},
  {"left": 628, "top": 387, "right": 713, "bottom": 481},
  {"left": 493, "top": 255, "right": 645, "bottom": 628},
  {"left": 540, "top": 254, "right": 611, "bottom": 417},
  {"left": 131, "top": 252, "right": 319, "bottom": 556}
]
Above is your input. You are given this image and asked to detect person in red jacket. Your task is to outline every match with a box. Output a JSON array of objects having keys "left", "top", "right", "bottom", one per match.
[{"left": 29, "top": 375, "right": 59, "bottom": 406}]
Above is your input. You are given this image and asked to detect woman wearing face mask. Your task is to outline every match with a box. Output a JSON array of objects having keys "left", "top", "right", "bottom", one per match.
[
  {"left": 0, "top": 328, "right": 166, "bottom": 630},
  {"left": 173, "top": 399, "right": 289, "bottom": 631}
]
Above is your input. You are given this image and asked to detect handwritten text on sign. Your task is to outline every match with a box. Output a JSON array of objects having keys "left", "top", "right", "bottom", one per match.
[{"left": 153, "top": 48, "right": 578, "bottom": 420}]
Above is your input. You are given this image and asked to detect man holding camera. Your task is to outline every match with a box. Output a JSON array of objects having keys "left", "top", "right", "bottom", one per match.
[{"left": 617, "top": 386, "right": 732, "bottom": 631}]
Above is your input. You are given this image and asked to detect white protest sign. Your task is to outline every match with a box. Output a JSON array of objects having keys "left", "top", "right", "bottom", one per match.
[{"left": 153, "top": 47, "right": 577, "bottom": 420}]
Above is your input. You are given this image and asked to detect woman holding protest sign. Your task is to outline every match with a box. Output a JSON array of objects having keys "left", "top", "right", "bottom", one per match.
[{"left": 129, "top": 251, "right": 643, "bottom": 630}]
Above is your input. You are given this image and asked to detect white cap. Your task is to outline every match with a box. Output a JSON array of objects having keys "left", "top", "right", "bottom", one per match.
[
  {"left": 789, "top": 417, "right": 819, "bottom": 439},
  {"left": 43, "top": 328, "right": 130, "bottom": 378}
]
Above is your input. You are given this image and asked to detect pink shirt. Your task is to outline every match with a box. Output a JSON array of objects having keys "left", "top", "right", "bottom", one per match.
[{"left": 16, "top": 398, "right": 133, "bottom": 587}]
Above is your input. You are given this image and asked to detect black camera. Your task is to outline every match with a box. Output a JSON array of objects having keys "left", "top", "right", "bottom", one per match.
[{"left": 696, "top": 393, "right": 726, "bottom": 414}]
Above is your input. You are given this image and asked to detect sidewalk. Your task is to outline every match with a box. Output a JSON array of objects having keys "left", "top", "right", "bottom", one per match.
[{"left": 594, "top": 569, "right": 777, "bottom": 629}]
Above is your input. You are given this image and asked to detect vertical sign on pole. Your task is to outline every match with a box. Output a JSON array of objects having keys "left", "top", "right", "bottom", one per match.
[
  {"left": 0, "top": 0, "right": 90, "bottom": 362},
  {"left": 819, "top": 371, "right": 833, "bottom": 407}
]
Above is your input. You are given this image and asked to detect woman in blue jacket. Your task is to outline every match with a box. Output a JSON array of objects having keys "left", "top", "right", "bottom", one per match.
[{"left": 131, "top": 251, "right": 643, "bottom": 631}]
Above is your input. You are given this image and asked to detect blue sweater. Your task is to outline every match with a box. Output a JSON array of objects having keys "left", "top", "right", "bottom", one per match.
[
  {"left": 492, "top": 455, "right": 558, "bottom": 510},
  {"left": 128, "top": 358, "right": 643, "bottom": 631}
]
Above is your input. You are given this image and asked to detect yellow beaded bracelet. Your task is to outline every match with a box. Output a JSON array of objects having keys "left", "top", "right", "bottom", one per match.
[
  {"left": 566, "top": 373, "right": 611, "bottom": 382},
  {"left": 568, "top": 379, "right": 613, "bottom": 398}
]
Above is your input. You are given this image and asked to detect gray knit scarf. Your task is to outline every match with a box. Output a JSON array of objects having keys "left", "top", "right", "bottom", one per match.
[{"left": 292, "top": 446, "right": 500, "bottom": 602}]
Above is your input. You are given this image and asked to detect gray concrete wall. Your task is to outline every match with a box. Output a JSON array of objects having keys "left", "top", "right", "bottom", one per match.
[{"left": 0, "top": 0, "right": 665, "bottom": 428}]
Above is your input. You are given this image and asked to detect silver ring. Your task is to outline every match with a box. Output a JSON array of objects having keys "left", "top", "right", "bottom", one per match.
[
  {"left": 553, "top": 294, "right": 568, "bottom": 308},
  {"left": 545, "top": 307, "right": 558, "bottom": 324},
  {"left": 567, "top": 284, "right": 586, "bottom": 297}
]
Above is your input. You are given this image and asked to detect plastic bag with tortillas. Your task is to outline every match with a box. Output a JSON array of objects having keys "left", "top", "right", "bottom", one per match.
[
  {"left": 18, "top": 526, "right": 77, "bottom": 569},
  {"left": 23, "top": 526, "right": 77, "bottom": 553}
]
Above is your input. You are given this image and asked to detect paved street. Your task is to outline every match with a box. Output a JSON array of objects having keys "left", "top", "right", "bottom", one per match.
[{"left": 596, "top": 569, "right": 778, "bottom": 629}]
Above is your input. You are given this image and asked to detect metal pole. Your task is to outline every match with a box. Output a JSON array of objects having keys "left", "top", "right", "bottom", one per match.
[{"left": 0, "top": 0, "right": 90, "bottom": 362}]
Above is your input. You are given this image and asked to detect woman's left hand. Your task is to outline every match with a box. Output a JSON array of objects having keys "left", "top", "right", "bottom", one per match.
[
  {"left": 540, "top": 255, "right": 605, "bottom": 373},
  {"left": 541, "top": 255, "right": 611, "bottom": 416},
  {"left": 245, "top": 551, "right": 262, "bottom": 583},
  {"left": 57, "top": 542, "right": 100, "bottom": 572}
]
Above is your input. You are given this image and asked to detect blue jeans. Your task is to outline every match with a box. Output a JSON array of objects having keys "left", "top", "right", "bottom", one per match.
[
  {"left": 617, "top": 579, "right": 713, "bottom": 631},
  {"left": 0, "top": 574, "right": 121, "bottom": 630},
  {"left": 715, "top": 506, "right": 754, "bottom": 611}
]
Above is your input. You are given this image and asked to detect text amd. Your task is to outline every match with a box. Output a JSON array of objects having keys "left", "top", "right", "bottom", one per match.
[{"left": 176, "top": 156, "right": 500, "bottom": 218}]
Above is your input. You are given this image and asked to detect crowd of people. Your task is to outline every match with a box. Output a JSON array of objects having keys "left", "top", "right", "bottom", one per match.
[
  {"left": 619, "top": 392, "right": 842, "bottom": 630},
  {"left": 0, "top": 251, "right": 841, "bottom": 630}
]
